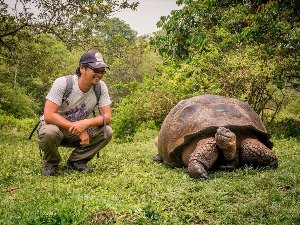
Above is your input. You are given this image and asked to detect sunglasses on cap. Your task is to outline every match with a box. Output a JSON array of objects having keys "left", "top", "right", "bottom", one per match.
[{"left": 86, "top": 65, "right": 106, "bottom": 74}]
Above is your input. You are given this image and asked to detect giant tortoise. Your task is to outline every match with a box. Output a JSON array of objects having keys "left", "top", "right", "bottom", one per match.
[{"left": 154, "top": 95, "right": 278, "bottom": 179}]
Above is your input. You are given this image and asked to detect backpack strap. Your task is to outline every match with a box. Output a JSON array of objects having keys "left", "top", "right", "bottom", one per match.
[
  {"left": 92, "top": 82, "right": 101, "bottom": 117},
  {"left": 93, "top": 82, "right": 102, "bottom": 106},
  {"left": 93, "top": 82, "right": 107, "bottom": 139},
  {"left": 28, "top": 121, "right": 40, "bottom": 140},
  {"left": 93, "top": 82, "right": 105, "bottom": 158},
  {"left": 62, "top": 75, "right": 74, "bottom": 104}
]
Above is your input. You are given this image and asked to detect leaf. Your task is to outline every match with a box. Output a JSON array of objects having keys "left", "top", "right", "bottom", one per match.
[{"left": 5, "top": 185, "right": 21, "bottom": 193}]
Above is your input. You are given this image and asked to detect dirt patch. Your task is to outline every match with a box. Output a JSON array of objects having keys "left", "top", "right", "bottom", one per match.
[{"left": 90, "top": 210, "right": 115, "bottom": 223}]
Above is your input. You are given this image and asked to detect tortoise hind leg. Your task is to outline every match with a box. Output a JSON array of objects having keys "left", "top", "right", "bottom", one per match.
[
  {"left": 188, "top": 137, "right": 219, "bottom": 179},
  {"left": 240, "top": 138, "right": 278, "bottom": 168},
  {"left": 153, "top": 154, "right": 163, "bottom": 163},
  {"left": 153, "top": 136, "right": 164, "bottom": 163}
]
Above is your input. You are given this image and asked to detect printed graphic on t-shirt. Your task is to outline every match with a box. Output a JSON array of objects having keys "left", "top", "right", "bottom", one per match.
[{"left": 65, "top": 103, "right": 88, "bottom": 122}]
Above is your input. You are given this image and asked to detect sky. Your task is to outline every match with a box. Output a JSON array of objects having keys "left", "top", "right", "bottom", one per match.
[
  {"left": 113, "top": 0, "right": 182, "bottom": 36},
  {"left": 5, "top": 0, "right": 182, "bottom": 36}
]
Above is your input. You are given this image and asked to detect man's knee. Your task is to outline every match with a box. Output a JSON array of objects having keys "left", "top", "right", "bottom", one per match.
[
  {"left": 85, "top": 125, "right": 113, "bottom": 145},
  {"left": 38, "top": 124, "right": 63, "bottom": 143}
]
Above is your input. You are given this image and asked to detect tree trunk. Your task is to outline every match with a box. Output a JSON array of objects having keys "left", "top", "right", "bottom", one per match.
[{"left": 13, "top": 66, "right": 18, "bottom": 87}]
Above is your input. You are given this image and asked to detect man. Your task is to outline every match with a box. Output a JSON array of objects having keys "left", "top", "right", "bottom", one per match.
[{"left": 37, "top": 51, "right": 113, "bottom": 176}]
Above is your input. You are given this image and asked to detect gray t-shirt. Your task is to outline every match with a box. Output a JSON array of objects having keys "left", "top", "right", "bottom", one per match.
[{"left": 41, "top": 75, "right": 111, "bottom": 122}]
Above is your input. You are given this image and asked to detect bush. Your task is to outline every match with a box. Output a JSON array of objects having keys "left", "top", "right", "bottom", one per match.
[
  {"left": 0, "top": 111, "right": 36, "bottom": 132},
  {"left": 112, "top": 61, "right": 221, "bottom": 141},
  {"left": 268, "top": 118, "right": 300, "bottom": 139},
  {"left": 132, "top": 121, "right": 160, "bottom": 143},
  {"left": 0, "top": 83, "right": 38, "bottom": 119},
  {"left": 266, "top": 90, "right": 300, "bottom": 138}
]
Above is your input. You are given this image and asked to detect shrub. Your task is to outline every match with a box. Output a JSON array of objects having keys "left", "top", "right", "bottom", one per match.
[
  {"left": 0, "top": 83, "right": 38, "bottom": 119},
  {"left": 112, "top": 61, "right": 220, "bottom": 141},
  {"left": 0, "top": 111, "right": 36, "bottom": 131},
  {"left": 268, "top": 119, "right": 300, "bottom": 139}
]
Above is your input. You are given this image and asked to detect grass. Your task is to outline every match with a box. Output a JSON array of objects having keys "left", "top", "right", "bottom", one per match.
[{"left": 0, "top": 128, "right": 300, "bottom": 225}]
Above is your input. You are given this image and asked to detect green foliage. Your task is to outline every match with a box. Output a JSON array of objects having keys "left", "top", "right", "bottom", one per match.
[
  {"left": 0, "top": 33, "right": 79, "bottom": 115},
  {"left": 269, "top": 118, "right": 300, "bottom": 139},
  {"left": 153, "top": 0, "right": 300, "bottom": 91},
  {"left": 18, "top": 35, "right": 76, "bottom": 105},
  {"left": 0, "top": 83, "right": 38, "bottom": 119},
  {"left": 141, "top": 0, "right": 300, "bottom": 141},
  {"left": 280, "top": 92, "right": 300, "bottom": 121},
  {"left": 0, "top": 111, "right": 36, "bottom": 132},
  {"left": 113, "top": 38, "right": 298, "bottom": 139},
  {"left": 103, "top": 34, "right": 164, "bottom": 104},
  {"left": 112, "top": 61, "right": 220, "bottom": 140},
  {"left": 267, "top": 91, "right": 300, "bottom": 139},
  {"left": 155, "top": 1, "right": 299, "bottom": 60},
  {"left": 0, "top": 129, "right": 299, "bottom": 224},
  {"left": 105, "top": 41, "right": 147, "bottom": 103},
  {"left": 1, "top": 0, "right": 139, "bottom": 50},
  {"left": 133, "top": 123, "right": 159, "bottom": 143}
]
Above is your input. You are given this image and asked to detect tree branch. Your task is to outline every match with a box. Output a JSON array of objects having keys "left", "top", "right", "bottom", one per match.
[{"left": 0, "top": 23, "right": 29, "bottom": 38}]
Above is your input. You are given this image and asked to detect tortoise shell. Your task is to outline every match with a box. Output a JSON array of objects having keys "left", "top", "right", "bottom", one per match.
[{"left": 157, "top": 95, "right": 272, "bottom": 167}]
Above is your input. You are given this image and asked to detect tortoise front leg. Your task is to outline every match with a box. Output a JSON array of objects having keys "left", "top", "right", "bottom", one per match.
[
  {"left": 188, "top": 137, "right": 219, "bottom": 179},
  {"left": 240, "top": 138, "right": 278, "bottom": 168}
]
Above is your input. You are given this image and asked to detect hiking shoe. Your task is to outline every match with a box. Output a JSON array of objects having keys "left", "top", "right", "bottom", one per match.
[
  {"left": 65, "top": 160, "right": 94, "bottom": 173},
  {"left": 42, "top": 165, "right": 58, "bottom": 176}
]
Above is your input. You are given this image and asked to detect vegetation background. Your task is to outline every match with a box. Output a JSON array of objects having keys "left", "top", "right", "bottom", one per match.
[{"left": 0, "top": 0, "right": 299, "bottom": 224}]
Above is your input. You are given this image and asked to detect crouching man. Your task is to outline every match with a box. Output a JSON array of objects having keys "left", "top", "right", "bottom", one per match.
[{"left": 37, "top": 51, "right": 113, "bottom": 176}]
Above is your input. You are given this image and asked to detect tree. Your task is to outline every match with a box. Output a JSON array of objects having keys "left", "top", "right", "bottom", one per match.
[
  {"left": 110, "top": 0, "right": 300, "bottom": 139},
  {"left": 1, "top": 0, "right": 138, "bottom": 60},
  {"left": 151, "top": 0, "right": 300, "bottom": 120},
  {"left": 154, "top": 0, "right": 300, "bottom": 61}
]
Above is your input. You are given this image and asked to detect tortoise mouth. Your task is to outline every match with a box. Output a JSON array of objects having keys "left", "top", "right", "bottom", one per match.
[{"left": 215, "top": 134, "right": 235, "bottom": 143}]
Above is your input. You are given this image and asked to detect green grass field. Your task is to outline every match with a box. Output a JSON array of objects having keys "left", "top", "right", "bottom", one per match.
[{"left": 0, "top": 129, "right": 299, "bottom": 225}]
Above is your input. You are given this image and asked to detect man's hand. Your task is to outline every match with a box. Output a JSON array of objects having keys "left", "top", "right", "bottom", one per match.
[
  {"left": 69, "top": 119, "right": 90, "bottom": 136},
  {"left": 69, "top": 120, "right": 90, "bottom": 145},
  {"left": 79, "top": 130, "right": 90, "bottom": 145}
]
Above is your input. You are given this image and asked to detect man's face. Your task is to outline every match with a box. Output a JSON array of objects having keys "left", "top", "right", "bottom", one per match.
[{"left": 80, "top": 65, "right": 106, "bottom": 85}]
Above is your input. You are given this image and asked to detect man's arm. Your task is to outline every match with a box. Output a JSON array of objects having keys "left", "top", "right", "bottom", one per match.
[
  {"left": 68, "top": 105, "right": 112, "bottom": 134},
  {"left": 44, "top": 100, "right": 74, "bottom": 131},
  {"left": 90, "top": 105, "right": 112, "bottom": 125}
]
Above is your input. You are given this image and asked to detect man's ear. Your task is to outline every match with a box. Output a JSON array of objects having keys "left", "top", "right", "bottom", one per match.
[{"left": 79, "top": 64, "right": 86, "bottom": 72}]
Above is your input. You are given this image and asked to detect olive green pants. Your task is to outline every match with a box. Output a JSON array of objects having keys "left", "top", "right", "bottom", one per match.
[{"left": 37, "top": 121, "right": 113, "bottom": 166}]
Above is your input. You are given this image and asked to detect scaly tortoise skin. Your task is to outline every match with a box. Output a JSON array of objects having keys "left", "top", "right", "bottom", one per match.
[{"left": 154, "top": 95, "right": 278, "bottom": 179}]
